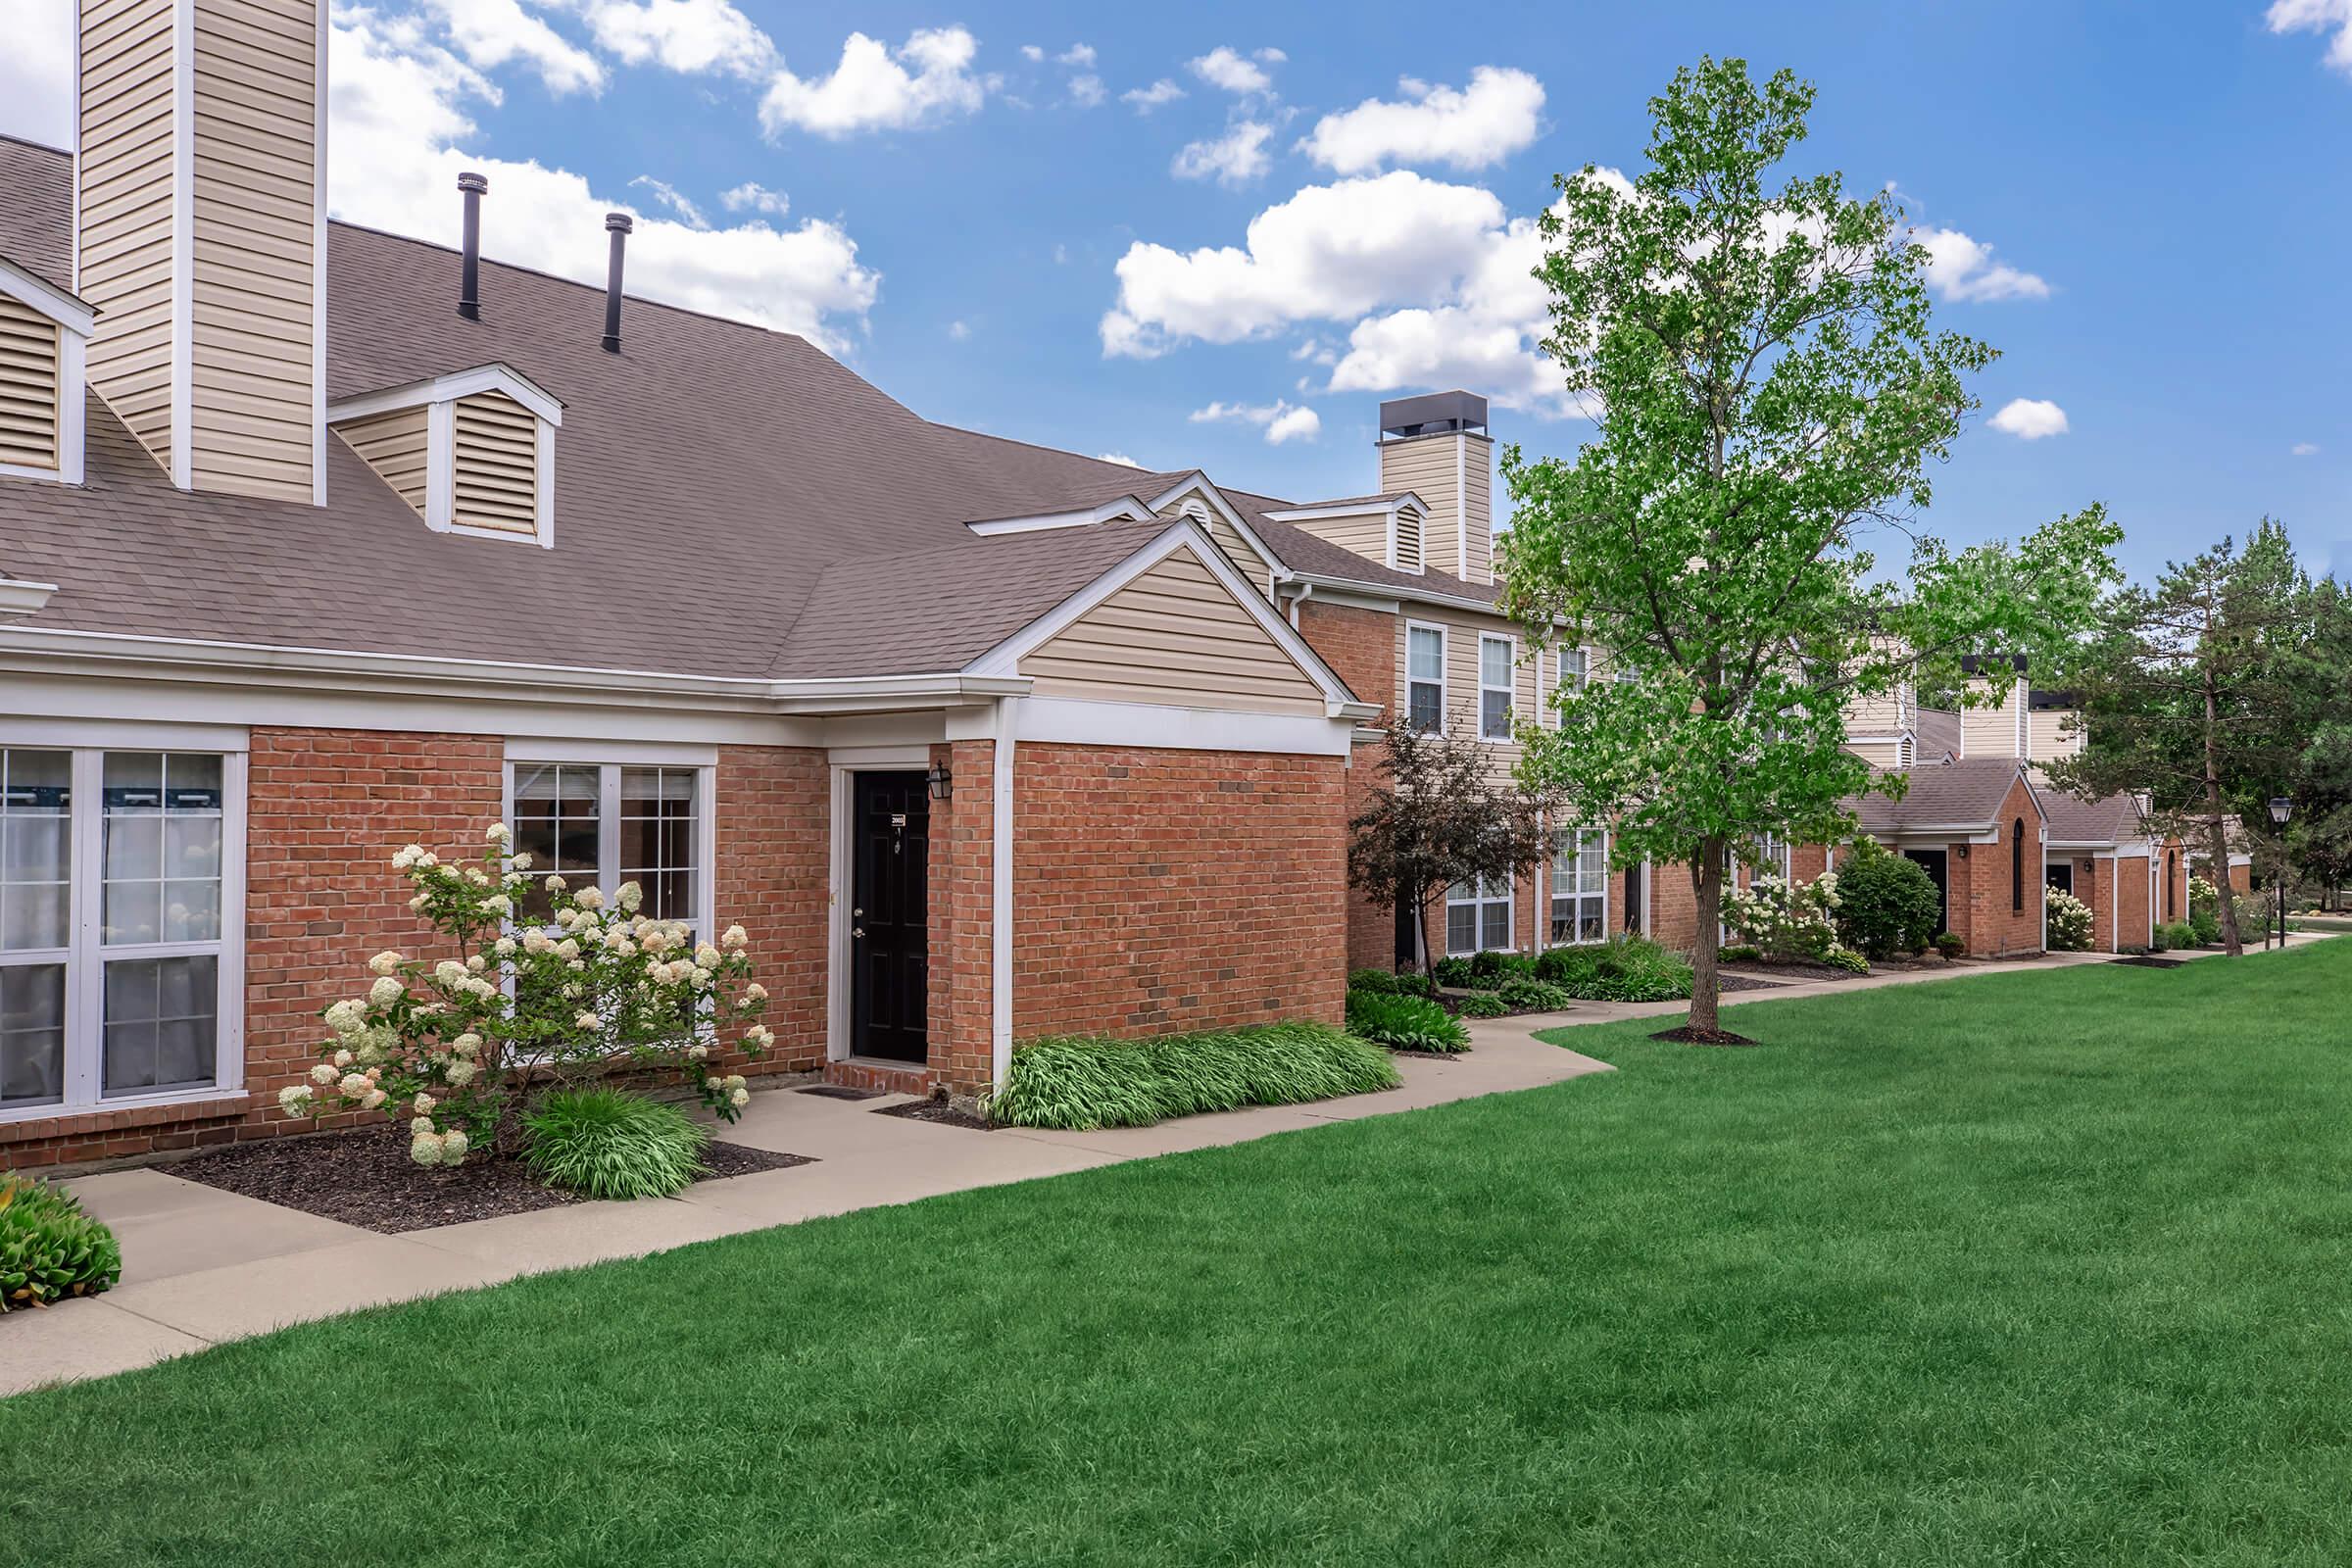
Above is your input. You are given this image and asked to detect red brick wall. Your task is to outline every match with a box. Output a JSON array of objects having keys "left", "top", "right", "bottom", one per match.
[
  {"left": 1945, "top": 775, "right": 2044, "bottom": 956},
  {"left": 929, "top": 738, "right": 998, "bottom": 1093},
  {"left": 1007, "top": 743, "right": 1347, "bottom": 1048},
  {"left": 1649, "top": 859, "right": 1700, "bottom": 951},
  {"left": 2117, "top": 854, "right": 2151, "bottom": 951},
  {"left": 1296, "top": 600, "right": 1395, "bottom": 718},
  {"left": 713, "top": 745, "right": 829, "bottom": 1076}
]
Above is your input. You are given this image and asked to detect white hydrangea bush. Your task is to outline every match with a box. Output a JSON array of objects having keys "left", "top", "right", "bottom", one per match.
[
  {"left": 276, "top": 823, "right": 773, "bottom": 1167},
  {"left": 1721, "top": 869, "right": 1842, "bottom": 961},
  {"left": 2046, "top": 888, "right": 2094, "bottom": 952}
]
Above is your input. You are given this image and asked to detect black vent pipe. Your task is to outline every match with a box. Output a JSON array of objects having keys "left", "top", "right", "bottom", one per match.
[
  {"left": 602, "top": 213, "right": 632, "bottom": 353},
  {"left": 456, "top": 172, "right": 487, "bottom": 320}
]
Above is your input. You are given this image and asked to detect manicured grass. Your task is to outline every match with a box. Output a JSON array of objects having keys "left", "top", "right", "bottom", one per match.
[{"left": 8, "top": 944, "right": 2352, "bottom": 1564}]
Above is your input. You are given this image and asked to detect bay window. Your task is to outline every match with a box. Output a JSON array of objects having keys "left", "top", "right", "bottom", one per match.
[
  {"left": 1446, "top": 873, "right": 1512, "bottom": 955},
  {"left": 507, "top": 753, "right": 712, "bottom": 934},
  {"left": 1406, "top": 623, "right": 1446, "bottom": 734},
  {"left": 0, "top": 739, "right": 244, "bottom": 1119},
  {"left": 1550, "top": 829, "right": 1607, "bottom": 944}
]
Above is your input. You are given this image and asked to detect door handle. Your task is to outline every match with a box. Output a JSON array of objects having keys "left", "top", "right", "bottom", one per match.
[{"left": 852, "top": 926, "right": 865, "bottom": 939}]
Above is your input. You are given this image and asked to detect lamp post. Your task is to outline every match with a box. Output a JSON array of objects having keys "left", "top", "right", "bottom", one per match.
[{"left": 2268, "top": 797, "right": 2293, "bottom": 950}]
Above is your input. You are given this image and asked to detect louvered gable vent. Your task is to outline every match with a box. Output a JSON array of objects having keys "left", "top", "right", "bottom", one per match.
[
  {"left": 0, "top": 258, "right": 93, "bottom": 486},
  {"left": 1393, "top": 503, "right": 1424, "bottom": 572},
  {"left": 327, "top": 365, "right": 562, "bottom": 547}
]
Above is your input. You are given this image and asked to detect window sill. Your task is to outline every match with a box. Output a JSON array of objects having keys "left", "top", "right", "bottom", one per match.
[{"left": 0, "top": 1089, "right": 252, "bottom": 1144}]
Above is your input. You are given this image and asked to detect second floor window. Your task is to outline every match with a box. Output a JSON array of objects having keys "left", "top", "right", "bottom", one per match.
[
  {"left": 1480, "top": 635, "right": 1515, "bottom": 740},
  {"left": 1550, "top": 647, "right": 1588, "bottom": 727},
  {"left": 1407, "top": 625, "right": 1445, "bottom": 733}
]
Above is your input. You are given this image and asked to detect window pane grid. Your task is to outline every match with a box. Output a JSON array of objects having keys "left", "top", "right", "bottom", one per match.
[
  {"left": 514, "top": 762, "right": 604, "bottom": 921},
  {"left": 1446, "top": 874, "right": 1513, "bottom": 955},
  {"left": 0, "top": 961, "right": 65, "bottom": 1107},
  {"left": 619, "top": 766, "right": 699, "bottom": 926},
  {"left": 1480, "top": 637, "right": 1513, "bottom": 740},
  {"left": 1550, "top": 829, "right": 1607, "bottom": 945},
  {"left": 101, "top": 752, "right": 222, "bottom": 948},
  {"left": 1, "top": 749, "right": 70, "bottom": 955}
]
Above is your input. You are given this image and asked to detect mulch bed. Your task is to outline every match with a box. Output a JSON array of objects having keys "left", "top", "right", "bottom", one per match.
[
  {"left": 1388, "top": 1047, "right": 1472, "bottom": 1060},
  {"left": 874, "top": 1098, "right": 996, "bottom": 1131},
  {"left": 1723, "top": 958, "right": 1871, "bottom": 983},
  {"left": 1652, "top": 1025, "right": 1761, "bottom": 1047},
  {"left": 169, "top": 1124, "right": 814, "bottom": 1235},
  {"left": 2113, "top": 954, "right": 2187, "bottom": 969},
  {"left": 1712, "top": 973, "right": 1784, "bottom": 994}
]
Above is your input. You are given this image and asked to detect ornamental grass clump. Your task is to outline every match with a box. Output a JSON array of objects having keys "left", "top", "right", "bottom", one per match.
[
  {"left": 1345, "top": 989, "right": 1473, "bottom": 1054},
  {"left": 521, "top": 1088, "right": 710, "bottom": 1200},
  {"left": 276, "top": 823, "right": 771, "bottom": 1170},
  {"left": 0, "top": 1174, "right": 122, "bottom": 1311},
  {"left": 993, "top": 1022, "right": 1398, "bottom": 1131}
]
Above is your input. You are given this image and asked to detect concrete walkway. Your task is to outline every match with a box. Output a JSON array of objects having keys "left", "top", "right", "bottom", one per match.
[{"left": 6, "top": 934, "right": 2327, "bottom": 1396}]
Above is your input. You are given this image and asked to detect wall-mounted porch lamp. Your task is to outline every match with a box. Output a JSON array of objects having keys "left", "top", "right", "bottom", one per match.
[{"left": 926, "top": 763, "right": 953, "bottom": 802}]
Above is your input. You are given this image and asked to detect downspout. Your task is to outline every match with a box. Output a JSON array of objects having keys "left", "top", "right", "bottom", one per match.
[
  {"left": 1286, "top": 581, "right": 1313, "bottom": 630},
  {"left": 990, "top": 695, "right": 1016, "bottom": 1090}
]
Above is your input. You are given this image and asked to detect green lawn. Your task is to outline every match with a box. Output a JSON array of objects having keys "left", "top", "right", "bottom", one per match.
[{"left": 8, "top": 945, "right": 2352, "bottom": 1565}]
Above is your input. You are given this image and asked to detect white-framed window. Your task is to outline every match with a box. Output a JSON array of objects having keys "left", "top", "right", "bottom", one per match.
[
  {"left": 1479, "top": 634, "right": 1516, "bottom": 741},
  {"left": 1550, "top": 828, "right": 1607, "bottom": 945},
  {"left": 1, "top": 740, "right": 246, "bottom": 1120},
  {"left": 1548, "top": 646, "right": 1588, "bottom": 727},
  {"left": 1446, "top": 873, "right": 1512, "bottom": 955},
  {"left": 1406, "top": 623, "right": 1446, "bottom": 733},
  {"left": 506, "top": 755, "right": 714, "bottom": 936}
]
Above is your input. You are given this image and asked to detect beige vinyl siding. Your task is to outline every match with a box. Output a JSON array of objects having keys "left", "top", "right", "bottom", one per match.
[
  {"left": 1154, "top": 487, "right": 1276, "bottom": 598},
  {"left": 1960, "top": 700, "right": 2024, "bottom": 760},
  {"left": 1459, "top": 435, "right": 1493, "bottom": 583},
  {"left": 333, "top": 406, "right": 429, "bottom": 515},
  {"left": 187, "top": 0, "right": 316, "bottom": 500},
  {"left": 451, "top": 390, "right": 541, "bottom": 535},
  {"left": 1396, "top": 608, "right": 1540, "bottom": 773},
  {"left": 0, "top": 298, "right": 62, "bottom": 471},
  {"left": 1842, "top": 688, "right": 1904, "bottom": 736},
  {"left": 77, "top": 0, "right": 178, "bottom": 470},
  {"left": 1377, "top": 431, "right": 1493, "bottom": 584},
  {"left": 1023, "top": 546, "right": 1326, "bottom": 715},
  {"left": 1294, "top": 509, "right": 1388, "bottom": 567},
  {"left": 2028, "top": 709, "right": 2082, "bottom": 762},
  {"left": 1846, "top": 737, "right": 1903, "bottom": 769}
]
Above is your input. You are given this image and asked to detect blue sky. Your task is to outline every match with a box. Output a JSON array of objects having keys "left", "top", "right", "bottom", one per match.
[{"left": 3, "top": 0, "right": 2349, "bottom": 581}]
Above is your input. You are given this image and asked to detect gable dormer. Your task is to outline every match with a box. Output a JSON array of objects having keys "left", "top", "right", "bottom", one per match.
[
  {"left": 0, "top": 257, "right": 94, "bottom": 487},
  {"left": 1262, "top": 493, "right": 1430, "bottom": 575},
  {"left": 328, "top": 366, "right": 563, "bottom": 547}
]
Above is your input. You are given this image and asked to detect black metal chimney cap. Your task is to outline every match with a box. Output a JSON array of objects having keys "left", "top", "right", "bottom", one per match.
[
  {"left": 458, "top": 171, "right": 488, "bottom": 195},
  {"left": 1379, "top": 390, "right": 1489, "bottom": 439},
  {"left": 606, "top": 212, "right": 634, "bottom": 233}
]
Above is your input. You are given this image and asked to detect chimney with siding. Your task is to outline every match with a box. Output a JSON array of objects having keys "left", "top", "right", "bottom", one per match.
[
  {"left": 1376, "top": 391, "right": 1492, "bottom": 584},
  {"left": 76, "top": 0, "right": 325, "bottom": 504}
]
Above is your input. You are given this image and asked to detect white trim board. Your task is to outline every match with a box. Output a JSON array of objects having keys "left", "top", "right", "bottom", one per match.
[{"left": 1007, "top": 697, "right": 1352, "bottom": 757}]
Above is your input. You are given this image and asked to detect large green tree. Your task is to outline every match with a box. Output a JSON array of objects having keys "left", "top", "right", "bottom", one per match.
[
  {"left": 2044, "top": 520, "right": 2325, "bottom": 955},
  {"left": 1498, "top": 59, "right": 2118, "bottom": 1037}
]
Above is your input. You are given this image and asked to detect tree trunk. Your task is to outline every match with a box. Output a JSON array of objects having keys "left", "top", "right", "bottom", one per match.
[
  {"left": 1689, "top": 839, "right": 1725, "bottom": 1036},
  {"left": 1412, "top": 887, "right": 1433, "bottom": 977},
  {"left": 2203, "top": 662, "right": 2243, "bottom": 957}
]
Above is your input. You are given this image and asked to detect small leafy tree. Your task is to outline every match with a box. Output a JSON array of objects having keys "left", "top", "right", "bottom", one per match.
[
  {"left": 1348, "top": 714, "right": 1550, "bottom": 974},
  {"left": 2043, "top": 520, "right": 2320, "bottom": 956},
  {"left": 1498, "top": 57, "right": 2117, "bottom": 1036},
  {"left": 275, "top": 823, "right": 772, "bottom": 1168},
  {"left": 1833, "top": 838, "right": 1942, "bottom": 957}
]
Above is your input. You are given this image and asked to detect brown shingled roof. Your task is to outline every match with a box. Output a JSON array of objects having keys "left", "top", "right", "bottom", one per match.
[
  {"left": 2035, "top": 781, "right": 2143, "bottom": 847},
  {"left": 1850, "top": 757, "right": 2038, "bottom": 836}
]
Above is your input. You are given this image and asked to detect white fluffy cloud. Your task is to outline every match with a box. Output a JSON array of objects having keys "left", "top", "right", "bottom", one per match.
[
  {"left": 2268, "top": 0, "right": 2352, "bottom": 73},
  {"left": 570, "top": 0, "right": 775, "bottom": 78},
  {"left": 1988, "top": 398, "right": 2069, "bottom": 439},
  {"left": 1189, "top": 45, "right": 1281, "bottom": 96},
  {"left": 330, "top": 10, "right": 877, "bottom": 349},
  {"left": 1096, "top": 451, "right": 1142, "bottom": 466},
  {"left": 2293, "top": 441, "right": 2322, "bottom": 456},
  {"left": 1069, "top": 74, "right": 1105, "bottom": 108},
  {"left": 1191, "top": 399, "right": 1321, "bottom": 445},
  {"left": 1172, "top": 122, "right": 1274, "bottom": 186},
  {"left": 719, "top": 180, "right": 790, "bottom": 217},
  {"left": 1122, "top": 78, "right": 1186, "bottom": 112},
  {"left": 422, "top": 0, "right": 604, "bottom": 95},
  {"left": 1299, "top": 67, "right": 1544, "bottom": 174},
  {"left": 1914, "top": 227, "right": 2050, "bottom": 303},
  {"left": 760, "top": 26, "right": 990, "bottom": 138},
  {"left": 0, "top": 0, "right": 74, "bottom": 147}
]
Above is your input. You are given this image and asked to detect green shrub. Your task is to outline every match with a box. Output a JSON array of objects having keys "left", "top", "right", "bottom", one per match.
[
  {"left": 1833, "top": 839, "right": 1943, "bottom": 959},
  {"left": 1468, "top": 950, "right": 1536, "bottom": 984},
  {"left": 2189, "top": 910, "right": 2221, "bottom": 947},
  {"left": 1391, "top": 970, "right": 1438, "bottom": 1000},
  {"left": 1348, "top": 968, "right": 1401, "bottom": 995},
  {"left": 1820, "top": 945, "right": 1871, "bottom": 976},
  {"left": 1935, "top": 931, "right": 1967, "bottom": 958},
  {"left": 1430, "top": 956, "right": 1476, "bottom": 988},
  {"left": 2153, "top": 921, "right": 2197, "bottom": 952},
  {"left": 1495, "top": 978, "right": 1574, "bottom": 1012},
  {"left": 1719, "top": 943, "right": 1762, "bottom": 964},
  {"left": 1452, "top": 991, "right": 1510, "bottom": 1019},
  {"left": 1535, "top": 936, "right": 1694, "bottom": 1002},
  {"left": 2046, "top": 889, "right": 2094, "bottom": 952},
  {"left": 993, "top": 1022, "right": 1400, "bottom": 1130},
  {"left": 1, "top": 1174, "right": 122, "bottom": 1311},
  {"left": 521, "top": 1088, "right": 710, "bottom": 1200},
  {"left": 1346, "top": 989, "right": 1474, "bottom": 1054}
]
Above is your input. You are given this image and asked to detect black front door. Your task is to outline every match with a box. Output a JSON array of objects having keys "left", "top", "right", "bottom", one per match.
[
  {"left": 851, "top": 771, "right": 929, "bottom": 1062},
  {"left": 1906, "top": 849, "right": 1950, "bottom": 933},
  {"left": 1623, "top": 861, "right": 1644, "bottom": 933},
  {"left": 2045, "top": 862, "right": 2074, "bottom": 897},
  {"left": 1394, "top": 900, "right": 1419, "bottom": 969}
]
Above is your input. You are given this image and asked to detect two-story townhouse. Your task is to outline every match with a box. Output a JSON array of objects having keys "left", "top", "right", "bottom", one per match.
[{"left": 0, "top": 5, "right": 1416, "bottom": 1164}]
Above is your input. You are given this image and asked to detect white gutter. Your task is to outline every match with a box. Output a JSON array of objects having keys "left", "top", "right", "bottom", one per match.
[{"left": 0, "top": 579, "right": 61, "bottom": 617}]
